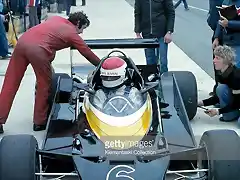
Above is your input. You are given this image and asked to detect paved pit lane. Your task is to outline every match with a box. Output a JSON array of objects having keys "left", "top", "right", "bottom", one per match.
[{"left": 0, "top": 0, "right": 239, "bottom": 179}]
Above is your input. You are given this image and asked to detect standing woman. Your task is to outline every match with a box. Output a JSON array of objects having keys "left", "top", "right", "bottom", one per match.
[{"left": 213, "top": 0, "right": 240, "bottom": 68}]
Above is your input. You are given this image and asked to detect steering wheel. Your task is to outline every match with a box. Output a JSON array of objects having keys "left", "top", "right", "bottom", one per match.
[{"left": 106, "top": 49, "right": 128, "bottom": 59}]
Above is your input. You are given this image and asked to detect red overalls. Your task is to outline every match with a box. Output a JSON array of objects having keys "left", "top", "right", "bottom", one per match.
[{"left": 0, "top": 16, "right": 100, "bottom": 125}]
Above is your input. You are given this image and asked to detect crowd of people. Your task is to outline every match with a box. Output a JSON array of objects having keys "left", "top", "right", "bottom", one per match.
[
  {"left": 0, "top": 0, "right": 83, "bottom": 59},
  {"left": 0, "top": 0, "right": 240, "bottom": 134}
]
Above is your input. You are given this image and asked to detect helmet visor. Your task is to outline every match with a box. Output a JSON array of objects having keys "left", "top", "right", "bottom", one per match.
[{"left": 101, "top": 75, "right": 121, "bottom": 81}]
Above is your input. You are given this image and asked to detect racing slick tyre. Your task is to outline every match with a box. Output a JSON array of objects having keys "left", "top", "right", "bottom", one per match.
[
  {"left": 0, "top": 135, "right": 40, "bottom": 180},
  {"left": 198, "top": 129, "right": 240, "bottom": 180},
  {"left": 165, "top": 71, "right": 198, "bottom": 120}
]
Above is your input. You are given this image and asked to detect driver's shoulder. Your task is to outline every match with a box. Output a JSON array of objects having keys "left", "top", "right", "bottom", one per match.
[{"left": 125, "top": 86, "right": 141, "bottom": 95}]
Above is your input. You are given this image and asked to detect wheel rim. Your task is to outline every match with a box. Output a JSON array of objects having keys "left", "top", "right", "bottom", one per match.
[{"left": 197, "top": 141, "right": 211, "bottom": 180}]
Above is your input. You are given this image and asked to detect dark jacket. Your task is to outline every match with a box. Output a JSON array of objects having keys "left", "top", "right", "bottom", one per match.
[
  {"left": 203, "top": 65, "right": 240, "bottom": 114},
  {"left": 214, "top": 0, "right": 240, "bottom": 45},
  {"left": 134, "top": 0, "right": 175, "bottom": 38},
  {"left": 207, "top": 0, "right": 224, "bottom": 31},
  {"left": 0, "top": 5, "right": 9, "bottom": 32}
]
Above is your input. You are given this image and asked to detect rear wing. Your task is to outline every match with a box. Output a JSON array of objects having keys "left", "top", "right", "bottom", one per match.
[{"left": 70, "top": 38, "right": 159, "bottom": 49}]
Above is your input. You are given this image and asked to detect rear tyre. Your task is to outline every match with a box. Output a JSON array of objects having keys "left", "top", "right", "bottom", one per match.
[
  {"left": 0, "top": 135, "right": 40, "bottom": 180},
  {"left": 199, "top": 129, "right": 240, "bottom": 180}
]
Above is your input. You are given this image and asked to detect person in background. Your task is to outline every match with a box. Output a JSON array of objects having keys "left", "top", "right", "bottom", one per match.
[
  {"left": 198, "top": 45, "right": 240, "bottom": 124},
  {"left": 1, "top": 3, "right": 10, "bottom": 33},
  {"left": 174, "top": 0, "right": 189, "bottom": 10},
  {"left": 0, "top": 0, "right": 10, "bottom": 59},
  {"left": 212, "top": 0, "right": 240, "bottom": 68},
  {"left": 0, "top": 0, "right": 2, "bottom": 13},
  {"left": 28, "top": 0, "right": 40, "bottom": 28},
  {"left": 207, "top": 0, "right": 224, "bottom": 97},
  {"left": 82, "top": 0, "right": 86, "bottom": 6},
  {"left": 64, "top": 0, "right": 72, "bottom": 16},
  {"left": 57, "top": 0, "right": 64, "bottom": 13},
  {"left": 37, "top": 0, "right": 42, "bottom": 24},
  {"left": 134, "top": 0, "right": 175, "bottom": 75}
]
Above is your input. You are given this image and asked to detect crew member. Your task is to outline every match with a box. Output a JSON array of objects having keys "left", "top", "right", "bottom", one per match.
[
  {"left": 198, "top": 45, "right": 240, "bottom": 124},
  {"left": 134, "top": 0, "right": 175, "bottom": 74},
  {"left": 0, "top": 11, "right": 101, "bottom": 134}
]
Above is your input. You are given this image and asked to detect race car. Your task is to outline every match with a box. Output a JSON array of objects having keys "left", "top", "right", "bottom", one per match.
[{"left": 0, "top": 38, "right": 240, "bottom": 180}]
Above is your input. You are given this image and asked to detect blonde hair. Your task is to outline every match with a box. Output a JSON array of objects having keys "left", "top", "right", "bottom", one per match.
[{"left": 214, "top": 45, "right": 236, "bottom": 65}]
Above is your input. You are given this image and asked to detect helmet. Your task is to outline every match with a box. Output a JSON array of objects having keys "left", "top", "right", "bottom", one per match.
[{"left": 100, "top": 56, "right": 127, "bottom": 88}]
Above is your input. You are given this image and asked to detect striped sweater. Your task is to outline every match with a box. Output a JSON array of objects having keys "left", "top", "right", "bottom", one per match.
[{"left": 29, "top": 0, "right": 41, "bottom": 7}]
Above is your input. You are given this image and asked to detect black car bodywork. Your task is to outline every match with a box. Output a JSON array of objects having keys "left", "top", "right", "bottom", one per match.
[
  {"left": 1, "top": 38, "right": 240, "bottom": 180},
  {"left": 39, "top": 38, "right": 200, "bottom": 180}
]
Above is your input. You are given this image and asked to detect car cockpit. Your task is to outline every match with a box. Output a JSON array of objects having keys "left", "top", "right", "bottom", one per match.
[{"left": 88, "top": 50, "right": 145, "bottom": 91}]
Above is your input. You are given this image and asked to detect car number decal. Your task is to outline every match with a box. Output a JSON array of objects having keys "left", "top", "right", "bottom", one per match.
[{"left": 106, "top": 165, "right": 135, "bottom": 180}]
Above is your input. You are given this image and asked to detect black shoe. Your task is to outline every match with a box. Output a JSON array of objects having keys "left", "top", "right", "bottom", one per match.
[
  {"left": 0, "top": 125, "right": 4, "bottom": 134},
  {"left": 161, "top": 113, "right": 172, "bottom": 119},
  {"left": 219, "top": 117, "right": 238, "bottom": 122},
  {"left": 1, "top": 55, "right": 11, "bottom": 59},
  {"left": 209, "top": 92, "right": 215, "bottom": 96},
  {"left": 33, "top": 124, "right": 46, "bottom": 131},
  {"left": 160, "top": 101, "right": 169, "bottom": 108}
]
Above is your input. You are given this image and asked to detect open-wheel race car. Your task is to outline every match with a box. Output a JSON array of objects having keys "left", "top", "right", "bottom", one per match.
[{"left": 1, "top": 38, "right": 240, "bottom": 180}]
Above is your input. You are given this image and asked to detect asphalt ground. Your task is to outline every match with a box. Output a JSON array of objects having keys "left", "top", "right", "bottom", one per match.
[{"left": 0, "top": 0, "right": 240, "bottom": 179}]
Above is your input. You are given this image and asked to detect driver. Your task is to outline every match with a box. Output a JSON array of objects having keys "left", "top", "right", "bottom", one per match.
[{"left": 93, "top": 56, "right": 143, "bottom": 109}]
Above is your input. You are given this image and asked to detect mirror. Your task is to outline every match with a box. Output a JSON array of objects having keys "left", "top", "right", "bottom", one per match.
[
  {"left": 74, "top": 83, "right": 95, "bottom": 95},
  {"left": 140, "top": 82, "right": 159, "bottom": 94}
]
